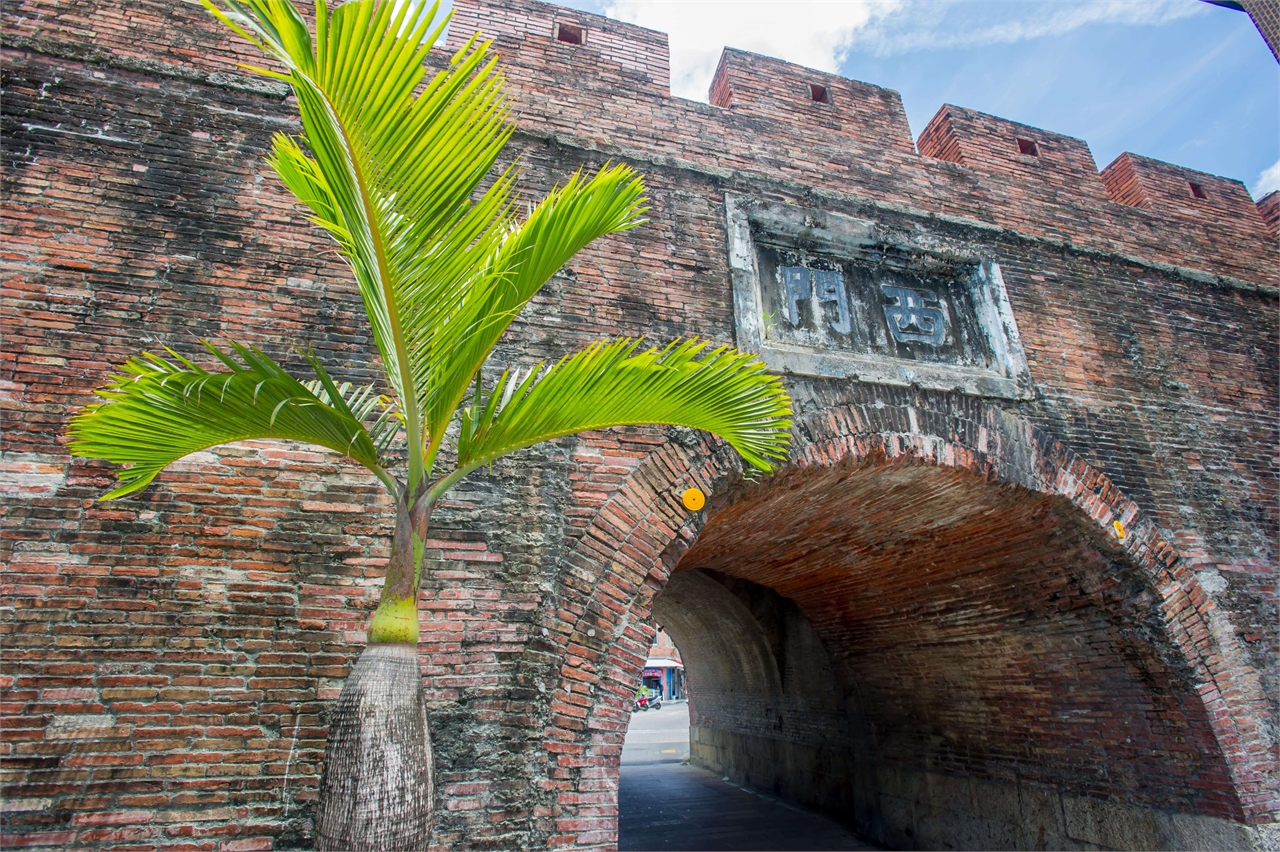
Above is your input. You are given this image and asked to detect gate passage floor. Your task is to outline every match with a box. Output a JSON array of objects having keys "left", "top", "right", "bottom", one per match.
[{"left": 619, "top": 703, "right": 876, "bottom": 851}]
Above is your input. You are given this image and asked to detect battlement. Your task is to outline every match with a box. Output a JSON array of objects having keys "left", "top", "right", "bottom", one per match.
[
  {"left": 3, "top": 0, "right": 1272, "bottom": 285},
  {"left": 708, "top": 49, "right": 916, "bottom": 154},
  {"left": 444, "top": 0, "right": 670, "bottom": 96},
  {"left": 442, "top": 0, "right": 1274, "bottom": 289},
  {"left": 1259, "top": 191, "right": 1280, "bottom": 238},
  {"left": 1102, "top": 152, "right": 1272, "bottom": 229},
  {"left": 917, "top": 105, "right": 1110, "bottom": 203}
]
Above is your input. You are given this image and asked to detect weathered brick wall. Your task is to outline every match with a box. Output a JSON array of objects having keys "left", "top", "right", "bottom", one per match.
[
  {"left": 1259, "top": 190, "right": 1280, "bottom": 237},
  {"left": 447, "top": 0, "right": 670, "bottom": 97},
  {"left": 3, "top": 0, "right": 1277, "bottom": 848},
  {"left": 675, "top": 445, "right": 1241, "bottom": 833}
]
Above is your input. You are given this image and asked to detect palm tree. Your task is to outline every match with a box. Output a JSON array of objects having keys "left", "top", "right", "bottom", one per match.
[{"left": 67, "top": 0, "right": 793, "bottom": 848}]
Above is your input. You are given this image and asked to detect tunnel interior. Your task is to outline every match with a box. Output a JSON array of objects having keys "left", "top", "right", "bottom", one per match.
[{"left": 651, "top": 459, "right": 1240, "bottom": 850}]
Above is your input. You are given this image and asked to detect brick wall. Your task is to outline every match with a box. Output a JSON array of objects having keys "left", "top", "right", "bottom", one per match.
[
  {"left": 558, "top": 393, "right": 1276, "bottom": 849},
  {"left": 657, "top": 570, "right": 855, "bottom": 817},
  {"left": 1240, "top": 0, "right": 1280, "bottom": 61},
  {"left": 1258, "top": 190, "right": 1280, "bottom": 238},
  {"left": 2, "top": 0, "right": 1276, "bottom": 848},
  {"left": 445, "top": 0, "right": 670, "bottom": 97}
]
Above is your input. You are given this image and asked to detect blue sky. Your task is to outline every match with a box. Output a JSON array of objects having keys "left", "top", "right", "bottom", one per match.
[{"left": 443, "top": 0, "right": 1279, "bottom": 198}]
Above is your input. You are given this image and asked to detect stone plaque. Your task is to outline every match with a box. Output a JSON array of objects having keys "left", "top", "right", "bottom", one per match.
[{"left": 727, "top": 195, "right": 1032, "bottom": 399}]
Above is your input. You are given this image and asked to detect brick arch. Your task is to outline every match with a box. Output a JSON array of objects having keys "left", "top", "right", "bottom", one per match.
[{"left": 529, "top": 393, "right": 1275, "bottom": 849}]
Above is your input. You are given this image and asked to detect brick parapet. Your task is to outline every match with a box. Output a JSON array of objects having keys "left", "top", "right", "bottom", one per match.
[
  {"left": 444, "top": 0, "right": 670, "bottom": 97},
  {"left": 4, "top": 0, "right": 1276, "bottom": 288},
  {"left": 707, "top": 48, "right": 917, "bottom": 154},
  {"left": 1101, "top": 151, "right": 1273, "bottom": 231},
  {"left": 920, "top": 104, "right": 1112, "bottom": 204},
  {"left": 439, "top": 0, "right": 1276, "bottom": 289},
  {"left": 1258, "top": 191, "right": 1280, "bottom": 238},
  {"left": 0, "top": 0, "right": 284, "bottom": 86}
]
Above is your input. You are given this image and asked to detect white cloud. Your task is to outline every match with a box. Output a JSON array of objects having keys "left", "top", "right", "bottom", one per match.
[
  {"left": 599, "top": 0, "right": 1209, "bottom": 102},
  {"left": 850, "top": 0, "right": 1209, "bottom": 56},
  {"left": 604, "top": 0, "right": 902, "bottom": 101},
  {"left": 1254, "top": 158, "right": 1280, "bottom": 198}
]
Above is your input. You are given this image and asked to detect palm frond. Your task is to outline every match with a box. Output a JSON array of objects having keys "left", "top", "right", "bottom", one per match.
[
  {"left": 68, "top": 342, "right": 391, "bottom": 499},
  {"left": 203, "top": 0, "right": 654, "bottom": 485},
  {"left": 198, "top": 0, "right": 794, "bottom": 507},
  {"left": 449, "top": 338, "right": 793, "bottom": 492},
  {"left": 300, "top": 353, "right": 404, "bottom": 460},
  {"left": 419, "top": 165, "right": 648, "bottom": 445},
  {"left": 203, "top": 0, "right": 516, "bottom": 486}
]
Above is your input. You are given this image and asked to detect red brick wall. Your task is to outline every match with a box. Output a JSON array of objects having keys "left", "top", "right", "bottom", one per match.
[
  {"left": 553, "top": 395, "right": 1277, "bottom": 847},
  {"left": 445, "top": 0, "right": 670, "bottom": 97},
  {"left": 918, "top": 104, "right": 1112, "bottom": 205},
  {"left": 707, "top": 49, "right": 917, "bottom": 153},
  {"left": 1257, "top": 190, "right": 1280, "bottom": 238},
  {"left": 655, "top": 569, "right": 855, "bottom": 818},
  {"left": 1101, "top": 151, "right": 1273, "bottom": 228},
  {"left": 2, "top": 0, "right": 1277, "bottom": 848}
]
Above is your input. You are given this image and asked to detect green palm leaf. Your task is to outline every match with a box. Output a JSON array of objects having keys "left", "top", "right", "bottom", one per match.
[
  {"left": 419, "top": 165, "right": 648, "bottom": 451},
  {"left": 202, "top": 0, "right": 651, "bottom": 489},
  {"left": 189, "top": 0, "right": 793, "bottom": 515},
  {"left": 444, "top": 338, "right": 793, "bottom": 499},
  {"left": 68, "top": 342, "right": 392, "bottom": 499},
  {"left": 203, "top": 0, "right": 516, "bottom": 485}
]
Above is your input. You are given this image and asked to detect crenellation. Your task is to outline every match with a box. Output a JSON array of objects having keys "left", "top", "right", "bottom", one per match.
[
  {"left": 1102, "top": 152, "right": 1274, "bottom": 237},
  {"left": 0, "top": 0, "right": 276, "bottom": 80},
  {"left": 916, "top": 107, "right": 964, "bottom": 163},
  {"left": 1100, "top": 150, "right": 1147, "bottom": 209},
  {"left": 440, "top": 0, "right": 1274, "bottom": 290},
  {"left": 916, "top": 104, "right": 1112, "bottom": 203},
  {"left": 444, "top": 0, "right": 670, "bottom": 97},
  {"left": 706, "top": 49, "right": 917, "bottom": 154}
]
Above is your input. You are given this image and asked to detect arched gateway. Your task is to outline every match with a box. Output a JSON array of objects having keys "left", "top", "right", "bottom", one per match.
[{"left": 535, "top": 393, "right": 1274, "bottom": 850}]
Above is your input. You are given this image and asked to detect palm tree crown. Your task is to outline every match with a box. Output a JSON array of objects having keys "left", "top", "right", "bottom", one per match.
[{"left": 68, "top": 0, "right": 792, "bottom": 513}]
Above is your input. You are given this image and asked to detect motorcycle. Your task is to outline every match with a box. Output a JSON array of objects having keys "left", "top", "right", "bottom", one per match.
[{"left": 632, "top": 694, "right": 662, "bottom": 712}]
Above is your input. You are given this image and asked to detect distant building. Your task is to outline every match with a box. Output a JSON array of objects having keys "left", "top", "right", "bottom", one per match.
[{"left": 642, "top": 628, "right": 684, "bottom": 700}]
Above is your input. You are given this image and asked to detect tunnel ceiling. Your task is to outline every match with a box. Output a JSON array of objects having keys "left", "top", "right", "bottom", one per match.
[
  {"left": 683, "top": 461, "right": 1051, "bottom": 594},
  {"left": 669, "top": 458, "right": 1241, "bottom": 819}
]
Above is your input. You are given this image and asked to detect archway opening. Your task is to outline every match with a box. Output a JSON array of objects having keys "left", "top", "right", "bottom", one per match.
[
  {"left": 621, "top": 627, "right": 690, "bottom": 769},
  {"left": 643, "top": 456, "right": 1239, "bottom": 850}
]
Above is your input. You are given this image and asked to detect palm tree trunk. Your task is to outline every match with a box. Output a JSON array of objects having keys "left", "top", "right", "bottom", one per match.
[{"left": 314, "top": 495, "right": 435, "bottom": 850}]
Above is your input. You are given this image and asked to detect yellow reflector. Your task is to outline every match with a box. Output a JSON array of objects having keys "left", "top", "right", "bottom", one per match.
[
  {"left": 682, "top": 488, "right": 706, "bottom": 511},
  {"left": 1113, "top": 519, "right": 1126, "bottom": 539}
]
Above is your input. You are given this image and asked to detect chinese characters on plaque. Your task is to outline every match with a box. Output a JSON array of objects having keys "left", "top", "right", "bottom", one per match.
[{"left": 780, "top": 266, "right": 948, "bottom": 346}]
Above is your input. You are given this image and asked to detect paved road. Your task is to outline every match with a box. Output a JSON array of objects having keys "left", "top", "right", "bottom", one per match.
[
  {"left": 619, "top": 702, "right": 877, "bottom": 851},
  {"left": 621, "top": 701, "right": 691, "bottom": 765}
]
